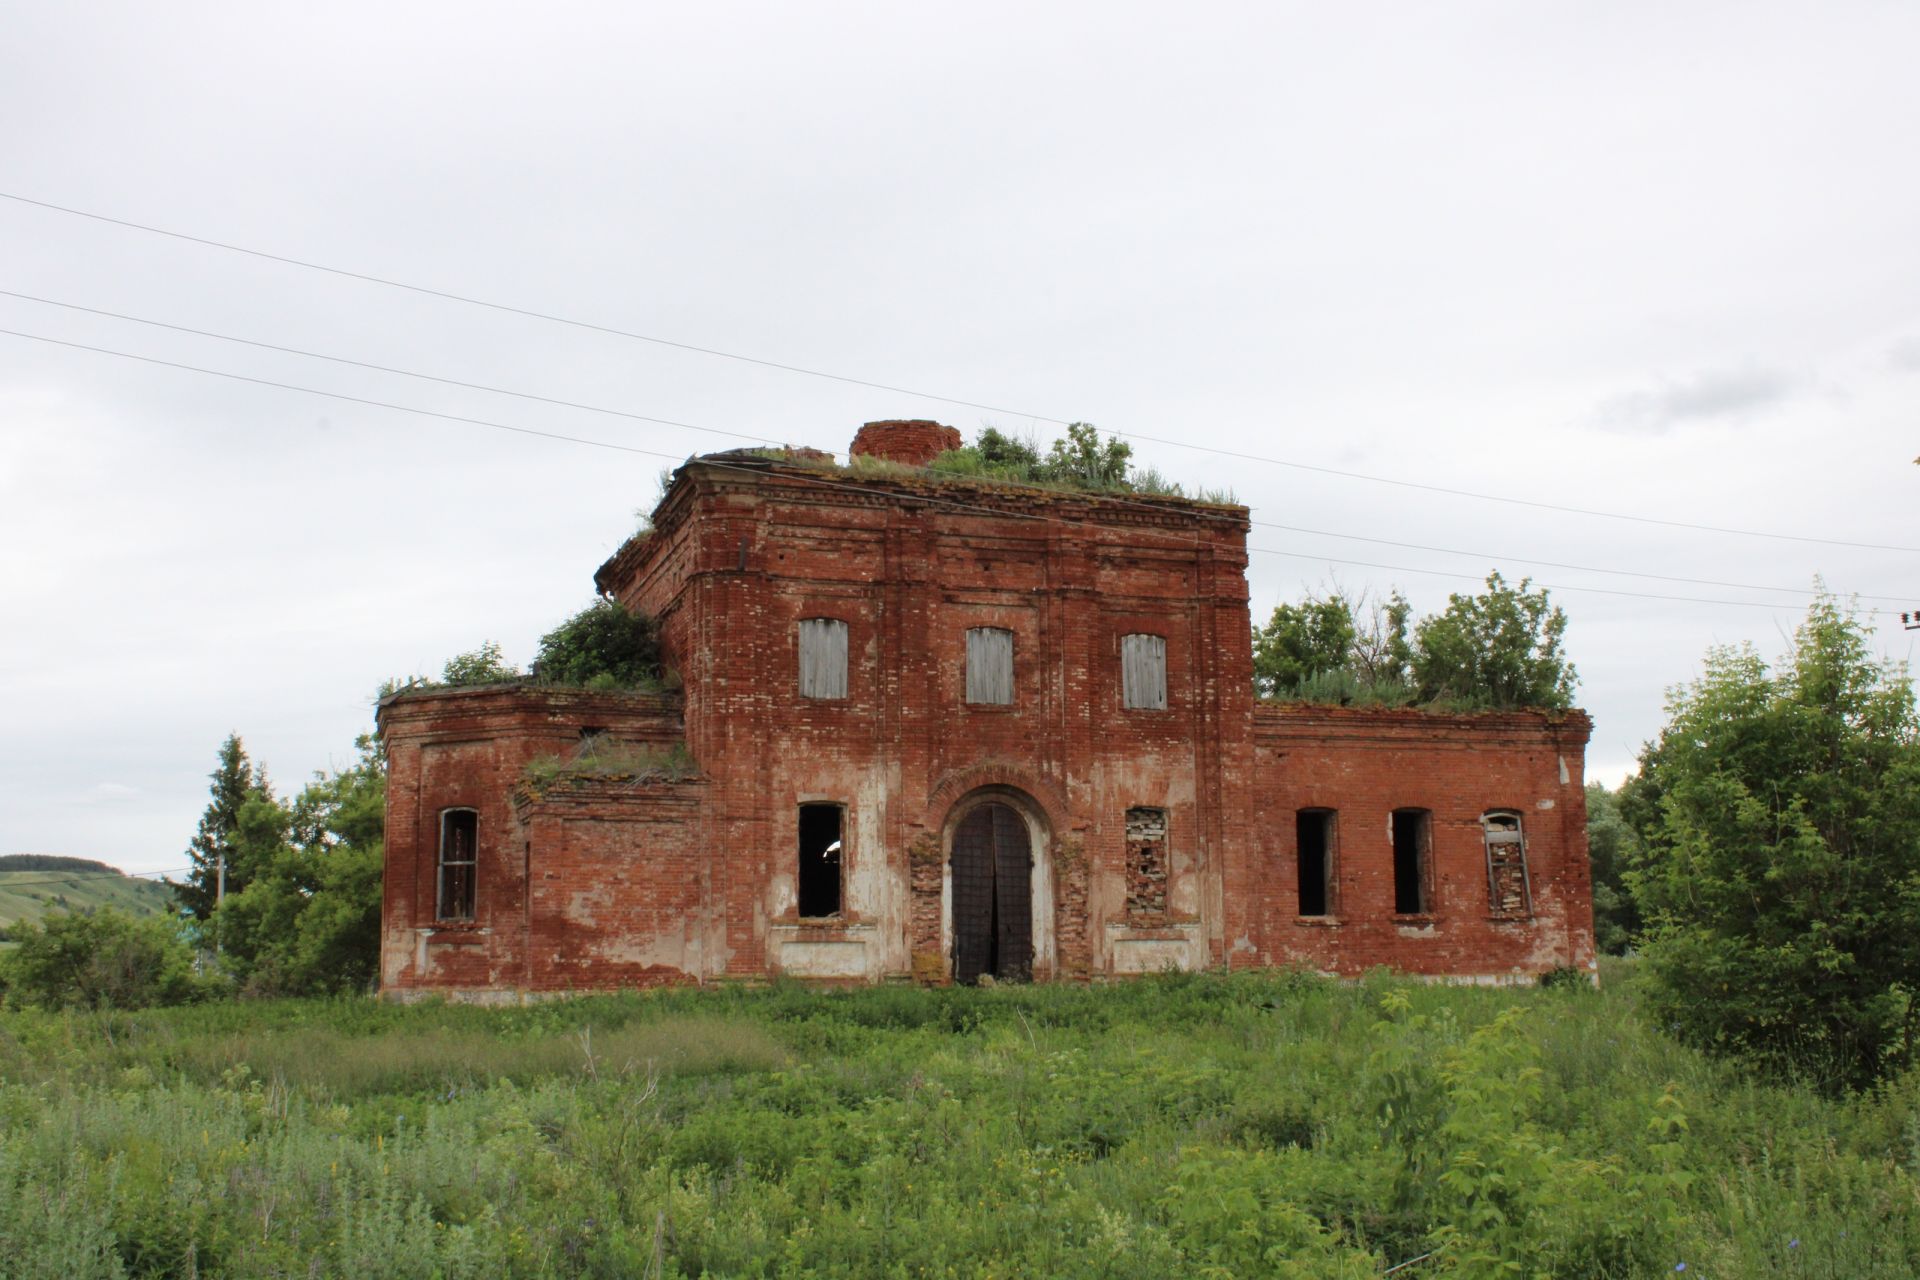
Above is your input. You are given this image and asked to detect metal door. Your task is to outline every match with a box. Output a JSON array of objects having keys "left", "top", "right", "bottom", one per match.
[{"left": 950, "top": 803, "right": 1033, "bottom": 983}]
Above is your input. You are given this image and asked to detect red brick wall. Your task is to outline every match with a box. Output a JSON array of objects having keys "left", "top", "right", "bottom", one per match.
[
  {"left": 849, "top": 419, "right": 963, "bottom": 467},
  {"left": 381, "top": 444, "right": 1595, "bottom": 997},
  {"left": 1245, "top": 705, "right": 1594, "bottom": 979}
]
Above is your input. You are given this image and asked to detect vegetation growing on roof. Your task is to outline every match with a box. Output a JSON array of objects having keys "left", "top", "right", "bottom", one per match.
[
  {"left": 926, "top": 423, "right": 1237, "bottom": 503},
  {"left": 381, "top": 602, "right": 668, "bottom": 698},
  {"left": 529, "top": 599, "right": 662, "bottom": 690},
  {"left": 519, "top": 739, "right": 699, "bottom": 795},
  {"left": 1254, "top": 574, "right": 1576, "bottom": 711}
]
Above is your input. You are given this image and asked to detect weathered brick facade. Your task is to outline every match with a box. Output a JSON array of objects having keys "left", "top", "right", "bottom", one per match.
[{"left": 378, "top": 422, "right": 1595, "bottom": 997}]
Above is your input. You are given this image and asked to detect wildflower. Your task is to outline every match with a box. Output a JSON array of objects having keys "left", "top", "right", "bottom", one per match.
[
  {"left": 1789, "top": 1238, "right": 1800, "bottom": 1249},
  {"left": 1674, "top": 1266, "right": 1686, "bottom": 1273}
]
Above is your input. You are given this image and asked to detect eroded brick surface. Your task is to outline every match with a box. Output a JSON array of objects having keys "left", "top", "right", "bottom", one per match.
[{"left": 379, "top": 422, "right": 1595, "bottom": 998}]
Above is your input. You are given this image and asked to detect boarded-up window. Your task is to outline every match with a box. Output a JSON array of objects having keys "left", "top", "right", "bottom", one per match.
[
  {"left": 1121, "top": 633, "right": 1167, "bottom": 709},
  {"left": 798, "top": 618, "right": 848, "bottom": 699},
  {"left": 1125, "top": 807, "right": 1169, "bottom": 920},
  {"left": 1481, "top": 810, "right": 1532, "bottom": 918},
  {"left": 965, "top": 627, "right": 1014, "bottom": 705},
  {"left": 438, "top": 809, "right": 477, "bottom": 921}
]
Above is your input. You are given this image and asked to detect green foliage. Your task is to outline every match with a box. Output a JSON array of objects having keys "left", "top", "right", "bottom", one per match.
[
  {"left": 1411, "top": 572, "right": 1576, "bottom": 710},
  {"left": 1253, "top": 597, "right": 1360, "bottom": 696},
  {"left": 528, "top": 599, "right": 661, "bottom": 689},
  {"left": 0, "top": 974, "right": 1904, "bottom": 1274},
  {"left": 166, "top": 734, "right": 274, "bottom": 920},
  {"left": 928, "top": 423, "right": 1169, "bottom": 498},
  {"left": 1044, "top": 421, "right": 1134, "bottom": 489},
  {"left": 521, "top": 740, "right": 698, "bottom": 790},
  {"left": 211, "top": 735, "right": 387, "bottom": 996},
  {"left": 0, "top": 908, "right": 206, "bottom": 1010},
  {"left": 1252, "top": 588, "right": 1417, "bottom": 705},
  {"left": 1585, "top": 782, "right": 1644, "bottom": 955},
  {"left": 0, "top": 970, "right": 1913, "bottom": 1274},
  {"left": 1628, "top": 596, "right": 1920, "bottom": 1091},
  {"left": 438, "top": 640, "right": 519, "bottom": 687}
]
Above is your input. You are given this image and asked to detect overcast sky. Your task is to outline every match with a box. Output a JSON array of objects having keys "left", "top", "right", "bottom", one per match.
[{"left": 3, "top": 2, "right": 1917, "bottom": 877}]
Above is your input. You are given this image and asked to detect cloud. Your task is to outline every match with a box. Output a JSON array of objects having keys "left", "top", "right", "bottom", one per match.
[
  {"left": 86, "top": 783, "right": 140, "bottom": 804},
  {"left": 1594, "top": 365, "right": 1802, "bottom": 436},
  {"left": 1888, "top": 336, "right": 1920, "bottom": 373}
]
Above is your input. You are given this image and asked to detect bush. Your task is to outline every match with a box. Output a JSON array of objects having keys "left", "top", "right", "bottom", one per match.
[
  {"left": 0, "top": 908, "right": 208, "bottom": 1010},
  {"left": 529, "top": 600, "right": 661, "bottom": 689},
  {"left": 1629, "top": 595, "right": 1920, "bottom": 1091},
  {"left": 438, "top": 641, "right": 518, "bottom": 686}
]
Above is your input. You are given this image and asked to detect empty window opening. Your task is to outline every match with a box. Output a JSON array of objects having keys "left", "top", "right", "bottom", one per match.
[
  {"left": 965, "top": 627, "right": 1014, "bottom": 705},
  {"left": 1296, "top": 810, "right": 1334, "bottom": 916},
  {"left": 1121, "top": 633, "right": 1168, "bottom": 710},
  {"left": 438, "top": 809, "right": 478, "bottom": 922},
  {"left": 1125, "top": 807, "right": 1169, "bottom": 920},
  {"left": 798, "top": 618, "right": 849, "bottom": 700},
  {"left": 1391, "top": 809, "right": 1431, "bottom": 915},
  {"left": 798, "top": 804, "right": 843, "bottom": 917},
  {"left": 1481, "top": 811, "right": 1533, "bottom": 918}
]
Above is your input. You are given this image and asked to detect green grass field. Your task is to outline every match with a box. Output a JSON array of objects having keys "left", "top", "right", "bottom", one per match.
[
  {"left": 0, "top": 856, "right": 173, "bottom": 935},
  {"left": 0, "top": 964, "right": 1913, "bottom": 1278}
]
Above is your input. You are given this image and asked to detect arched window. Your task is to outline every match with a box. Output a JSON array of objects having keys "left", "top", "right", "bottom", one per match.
[{"left": 438, "top": 809, "right": 478, "bottom": 921}]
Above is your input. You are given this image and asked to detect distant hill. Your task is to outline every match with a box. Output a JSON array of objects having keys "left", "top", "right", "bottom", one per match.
[{"left": 0, "top": 855, "right": 176, "bottom": 934}]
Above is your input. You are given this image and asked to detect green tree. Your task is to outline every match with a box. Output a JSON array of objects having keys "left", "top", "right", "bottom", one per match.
[
  {"left": 1253, "top": 597, "right": 1358, "bottom": 697},
  {"left": 1584, "top": 782, "right": 1642, "bottom": 955},
  {"left": 529, "top": 599, "right": 661, "bottom": 688},
  {"left": 1629, "top": 596, "right": 1920, "bottom": 1090},
  {"left": 1251, "top": 588, "right": 1414, "bottom": 703},
  {"left": 0, "top": 908, "right": 204, "bottom": 1010},
  {"left": 168, "top": 733, "right": 273, "bottom": 919},
  {"left": 1411, "top": 573, "right": 1576, "bottom": 709},
  {"left": 439, "top": 640, "right": 518, "bottom": 686},
  {"left": 214, "top": 735, "right": 386, "bottom": 995},
  {"left": 1041, "top": 422, "right": 1133, "bottom": 489}
]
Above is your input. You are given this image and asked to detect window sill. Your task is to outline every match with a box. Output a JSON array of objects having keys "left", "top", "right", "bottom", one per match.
[
  {"left": 963, "top": 702, "right": 1018, "bottom": 713},
  {"left": 1392, "top": 914, "right": 1438, "bottom": 926},
  {"left": 1292, "top": 915, "right": 1342, "bottom": 928}
]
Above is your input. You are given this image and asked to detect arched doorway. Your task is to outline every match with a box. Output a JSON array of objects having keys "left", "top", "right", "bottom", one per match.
[{"left": 949, "top": 801, "right": 1033, "bottom": 983}]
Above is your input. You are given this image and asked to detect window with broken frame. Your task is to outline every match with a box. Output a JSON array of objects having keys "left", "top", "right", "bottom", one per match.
[{"left": 1481, "top": 810, "right": 1533, "bottom": 918}]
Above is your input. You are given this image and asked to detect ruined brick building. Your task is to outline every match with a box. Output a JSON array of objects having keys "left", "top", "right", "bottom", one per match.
[{"left": 378, "top": 420, "right": 1595, "bottom": 996}]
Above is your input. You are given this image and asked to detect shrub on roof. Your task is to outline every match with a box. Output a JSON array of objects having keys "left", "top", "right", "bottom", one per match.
[{"left": 530, "top": 599, "right": 662, "bottom": 689}]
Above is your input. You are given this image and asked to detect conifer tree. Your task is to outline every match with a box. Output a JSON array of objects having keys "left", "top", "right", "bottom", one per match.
[{"left": 169, "top": 733, "right": 267, "bottom": 920}]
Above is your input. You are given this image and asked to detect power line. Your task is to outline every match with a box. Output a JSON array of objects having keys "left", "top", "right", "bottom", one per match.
[
  {"left": 6, "top": 189, "right": 1914, "bottom": 554},
  {"left": 3, "top": 290, "right": 1906, "bottom": 602},
  {"left": 0, "top": 288, "right": 783, "bottom": 452},
  {"left": 0, "top": 190, "right": 1042, "bottom": 418},
  {"left": 0, "top": 324, "right": 1897, "bottom": 618}
]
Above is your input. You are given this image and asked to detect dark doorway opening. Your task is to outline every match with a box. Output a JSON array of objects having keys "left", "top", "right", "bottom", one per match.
[
  {"left": 798, "top": 804, "right": 843, "bottom": 917},
  {"left": 1392, "top": 809, "right": 1430, "bottom": 914},
  {"left": 950, "top": 802, "right": 1033, "bottom": 984},
  {"left": 1296, "top": 810, "right": 1333, "bottom": 916}
]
